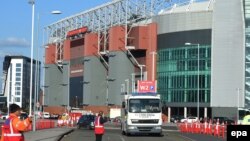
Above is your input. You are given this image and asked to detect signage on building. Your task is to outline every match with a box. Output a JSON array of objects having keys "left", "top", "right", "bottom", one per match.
[{"left": 137, "top": 81, "right": 157, "bottom": 93}]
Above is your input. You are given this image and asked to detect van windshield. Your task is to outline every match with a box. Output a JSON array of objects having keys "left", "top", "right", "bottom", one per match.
[{"left": 128, "top": 99, "right": 161, "bottom": 113}]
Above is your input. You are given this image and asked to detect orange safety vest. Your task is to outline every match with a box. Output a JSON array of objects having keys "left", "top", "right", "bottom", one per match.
[
  {"left": 1, "top": 117, "right": 23, "bottom": 141},
  {"left": 94, "top": 116, "right": 104, "bottom": 134}
]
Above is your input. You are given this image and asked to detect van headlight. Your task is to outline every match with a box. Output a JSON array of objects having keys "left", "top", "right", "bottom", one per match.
[
  {"left": 155, "top": 126, "right": 162, "bottom": 130},
  {"left": 128, "top": 126, "right": 137, "bottom": 129}
]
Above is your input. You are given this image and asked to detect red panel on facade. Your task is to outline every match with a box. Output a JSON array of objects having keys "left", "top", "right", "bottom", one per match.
[
  {"left": 146, "top": 23, "right": 157, "bottom": 81},
  {"left": 128, "top": 26, "right": 148, "bottom": 49},
  {"left": 67, "top": 27, "right": 88, "bottom": 37},
  {"left": 70, "top": 38, "right": 85, "bottom": 59},
  {"left": 64, "top": 39, "right": 71, "bottom": 61},
  {"left": 84, "top": 33, "right": 98, "bottom": 57},
  {"left": 109, "top": 26, "right": 125, "bottom": 51},
  {"left": 45, "top": 44, "right": 56, "bottom": 64}
]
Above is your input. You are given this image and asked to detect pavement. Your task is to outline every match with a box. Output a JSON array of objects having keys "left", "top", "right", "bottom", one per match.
[{"left": 24, "top": 127, "right": 74, "bottom": 141}]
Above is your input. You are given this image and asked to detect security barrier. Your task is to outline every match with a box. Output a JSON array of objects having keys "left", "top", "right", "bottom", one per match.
[
  {"left": 28, "top": 119, "right": 57, "bottom": 131},
  {"left": 177, "top": 121, "right": 227, "bottom": 139}
]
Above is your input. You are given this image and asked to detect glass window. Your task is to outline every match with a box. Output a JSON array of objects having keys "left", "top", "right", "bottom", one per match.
[
  {"left": 15, "top": 97, "right": 20, "bottom": 102},
  {"left": 158, "top": 45, "right": 211, "bottom": 103},
  {"left": 129, "top": 99, "right": 161, "bottom": 113},
  {"left": 16, "top": 68, "right": 21, "bottom": 72},
  {"left": 15, "top": 87, "right": 21, "bottom": 90},
  {"left": 16, "top": 77, "right": 21, "bottom": 81},
  {"left": 16, "top": 63, "right": 21, "bottom": 67},
  {"left": 16, "top": 91, "right": 21, "bottom": 95},
  {"left": 16, "top": 73, "right": 21, "bottom": 76}
]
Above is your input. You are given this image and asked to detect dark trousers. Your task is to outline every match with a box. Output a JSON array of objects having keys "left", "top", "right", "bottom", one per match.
[{"left": 95, "top": 134, "right": 103, "bottom": 141}]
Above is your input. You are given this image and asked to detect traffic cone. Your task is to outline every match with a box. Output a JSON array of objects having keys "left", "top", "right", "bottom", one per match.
[
  {"left": 196, "top": 120, "right": 201, "bottom": 134},
  {"left": 221, "top": 122, "right": 225, "bottom": 138},
  {"left": 208, "top": 120, "right": 212, "bottom": 135},
  {"left": 204, "top": 121, "right": 208, "bottom": 134},
  {"left": 214, "top": 119, "right": 220, "bottom": 137}
]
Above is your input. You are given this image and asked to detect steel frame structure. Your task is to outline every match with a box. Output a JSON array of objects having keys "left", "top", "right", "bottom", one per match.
[{"left": 44, "top": 0, "right": 212, "bottom": 66}]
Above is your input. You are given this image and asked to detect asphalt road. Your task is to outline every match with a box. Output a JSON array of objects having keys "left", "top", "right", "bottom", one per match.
[{"left": 60, "top": 128, "right": 226, "bottom": 141}]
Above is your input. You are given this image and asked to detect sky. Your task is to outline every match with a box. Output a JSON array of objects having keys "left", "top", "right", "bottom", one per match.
[{"left": 0, "top": 0, "right": 112, "bottom": 91}]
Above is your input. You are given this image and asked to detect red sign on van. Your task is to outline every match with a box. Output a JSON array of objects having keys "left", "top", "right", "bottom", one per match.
[{"left": 137, "top": 81, "right": 157, "bottom": 93}]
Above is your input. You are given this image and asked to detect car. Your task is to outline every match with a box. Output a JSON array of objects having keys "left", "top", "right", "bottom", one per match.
[
  {"left": 112, "top": 116, "right": 121, "bottom": 123},
  {"left": 42, "top": 112, "right": 50, "bottom": 119},
  {"left": 77, "top": 115, "right": 95, "bottom": 129},
  {"left": 19, "top": 112, "right": 28, "bottom": 120},
  {"left": 212, "top": 117, "right": 234, "bottom": 125},
  {"left": 0, "top": 114, "right": 9, "bottom": 120},
  {"left": 170, "top": 115, "right": 184, "bottom": 123},
  {"left": 242, "top": 115, "right": 250, "bottom": 125},
  {"left": 181, "top": 116, "right": 198, "bottom": 123}
]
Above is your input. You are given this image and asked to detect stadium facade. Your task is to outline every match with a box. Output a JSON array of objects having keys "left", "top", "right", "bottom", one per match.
[{"left": 44, "top": 0, "right": 249, "bottom": 119}]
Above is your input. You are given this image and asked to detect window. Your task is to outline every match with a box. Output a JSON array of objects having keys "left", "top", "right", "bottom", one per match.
[
  {"left": 16, "top": 91, "right": 21, "bottom": 95},
  {"left": 16, "top": 68, "right": 21, "bottom": 72},
  {"left": 16, "top": 78, "right": 21, "bottom": 81},
  {"left": 15, "top": 97, "right": 21, "bottom": 102},
  {"left": 16, "top": 63, "right": 21, "bottom": 67},
  {"left": 158, "top": 45, "right": 211, "bottom": 104}
]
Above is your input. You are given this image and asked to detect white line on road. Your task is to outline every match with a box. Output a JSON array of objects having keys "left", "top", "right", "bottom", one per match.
[
  {"left": 178, "top": 134, "right": 197, "bottom": 141},
  {"left": 118, "top": 135, "right": 125, "bottom": 141}
]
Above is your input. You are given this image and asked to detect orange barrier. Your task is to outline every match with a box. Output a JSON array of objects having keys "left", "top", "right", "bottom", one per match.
[{"left": 177, "top": 121, "right": 225, "bottom": 139}]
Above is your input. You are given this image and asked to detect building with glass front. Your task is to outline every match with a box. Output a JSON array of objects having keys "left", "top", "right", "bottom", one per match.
[
  {"left": 153, "top": 0, "right": 248, "bottom": 120},
  {"left": 1, "top": 56, "right": 40, "bottom": 111}
]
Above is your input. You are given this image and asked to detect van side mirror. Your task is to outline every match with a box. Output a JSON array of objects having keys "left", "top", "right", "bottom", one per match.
[{"left": 122, "top": 101, "right": 125, "bottom": 108}]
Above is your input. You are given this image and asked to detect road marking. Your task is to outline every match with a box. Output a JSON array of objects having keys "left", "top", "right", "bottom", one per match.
[
  {"left": 118, "top": 135, "right": 125, "bottom": 141},
  {"left": 178, "top": 134, "right": 197, "bottom": 141}
]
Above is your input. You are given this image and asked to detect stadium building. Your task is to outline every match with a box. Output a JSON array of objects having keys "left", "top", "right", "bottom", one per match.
[{"left": 44, "top": 0, "right": 249, "bottom": 120}]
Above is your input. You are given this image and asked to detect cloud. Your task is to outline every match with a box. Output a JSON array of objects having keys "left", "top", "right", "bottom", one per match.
[{"left": 0, "top": 37, "right": 30, "bottom": 48}]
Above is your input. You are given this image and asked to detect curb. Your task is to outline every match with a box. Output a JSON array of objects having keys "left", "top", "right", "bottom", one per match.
[{"left": 57, "top": 129, "right": 75, "bottom": 141}]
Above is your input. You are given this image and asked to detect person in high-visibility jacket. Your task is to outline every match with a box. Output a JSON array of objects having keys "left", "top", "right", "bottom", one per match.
[
  {"left": 94, "top": 111, "right": 106, "bottom": 141},
  {"left": 1, "top": 104, "right": 32, "bottom": 141}
]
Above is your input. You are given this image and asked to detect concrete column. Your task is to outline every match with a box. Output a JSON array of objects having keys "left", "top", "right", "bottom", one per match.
[
  {"left": 168, "top": 107, "right": 171, "bottom": 123},
  {"left": 204, "top": 107, "right": 207, "bottom": 118},
  {"left": 184, "top": 107, "right": 187, "bottom": 118}
]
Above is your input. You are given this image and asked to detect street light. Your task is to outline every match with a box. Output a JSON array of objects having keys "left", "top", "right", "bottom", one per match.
[
  {"left": 28, "top": 0, "right": 35, "bottom": 117},
  {"left": 32, "top": 8, "right": 62, "bottom": 131},
  {"left": 138, "top": 64, "right": 146, "bottom": 81},
  {"left": 185, "top": 42, "right": 200, "bottom": 119}
]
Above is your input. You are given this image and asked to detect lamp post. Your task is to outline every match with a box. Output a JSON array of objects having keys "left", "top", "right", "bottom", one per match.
[
  {"left": 28, "top": 0, "right": 35, "bottom": 117},
  {"left": 185, "top": 42, "right": 200, "bottom": 119},
  {"left": 32, "top": 10, "right": 62, "bottom": 131},
  {"left": 138, "top": 65, "right": 146, "bottom": 81}
]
